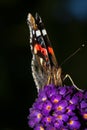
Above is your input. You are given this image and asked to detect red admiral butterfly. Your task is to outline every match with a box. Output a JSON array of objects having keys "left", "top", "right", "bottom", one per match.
[{"left": 27, "top": 13, "right": 83, "bottom": 92}]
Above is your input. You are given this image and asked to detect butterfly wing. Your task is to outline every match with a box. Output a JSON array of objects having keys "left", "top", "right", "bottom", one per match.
[
  {"left": 35, "top": 13, "right": 58, "bottom": 68},
  {"left": 27, "top": 13, "right": 62, "bottom": 91}
]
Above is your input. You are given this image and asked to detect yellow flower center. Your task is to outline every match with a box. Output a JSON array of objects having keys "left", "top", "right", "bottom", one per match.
[
  {"left": 53, "top": 99, "right": 58, "bottom": 103},
  {"left": 37, "top": 113, "right": 42, "bottom": 118},
  {"left": 40, "top": 126, "right": 44, "bottom": 130},
  {"left": 46, "top": 105, "right": 51, "bottom": 110},
  {"left": 57, "top": 115, "right": 62, "bottom": 120},
  {"left": 83, "top": 113, "right": 87, "bottom": 119},
  {"left": 47, "top": 117, "right": 51, "bottom": 122},
  {"left": 69, "top": 120, "right": 74, "bottom": 125},
  {"left": 57, "top": 106, "right": 63, "bottom": 111},
  {"left": 42, "top": 97, "right": 47, "bottom": 101}
]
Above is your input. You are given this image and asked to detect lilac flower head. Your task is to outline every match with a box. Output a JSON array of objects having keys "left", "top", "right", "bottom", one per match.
[{"left": 28, "top": 85, "right": 87, "bottom": 129}]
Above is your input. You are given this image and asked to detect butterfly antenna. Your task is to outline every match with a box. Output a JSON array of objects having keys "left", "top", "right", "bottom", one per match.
[{"left": 61, "top": 42, "right": 87, "bottom": 66}]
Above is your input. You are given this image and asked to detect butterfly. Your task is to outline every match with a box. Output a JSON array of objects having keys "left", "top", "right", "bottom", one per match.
[{"left": 27, "top": 13, "right": 83, "bottom": 92}]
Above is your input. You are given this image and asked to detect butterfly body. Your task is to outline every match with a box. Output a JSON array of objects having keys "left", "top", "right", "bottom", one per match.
[{"left": 27, "top": 13, "right": 62, "bottom": 91}]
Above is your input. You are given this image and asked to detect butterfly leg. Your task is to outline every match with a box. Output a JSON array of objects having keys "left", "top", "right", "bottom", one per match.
[{"left": 63, "top": 74, "right": 83, "bottom": 92}]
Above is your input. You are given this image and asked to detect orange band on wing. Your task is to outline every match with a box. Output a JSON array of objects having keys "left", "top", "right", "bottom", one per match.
[
  {"left": 34, "top": 44, "right": 47, "bottom": 56},
  {"left": 48, "top": 47, "right": 54, "bottom": 55},
  {"left": 34, "top": 44, "right": 41, "bottom": 51}
]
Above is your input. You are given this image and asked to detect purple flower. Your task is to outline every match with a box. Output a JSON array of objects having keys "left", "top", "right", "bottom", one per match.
[
  {"left": 46, "top": 126, "right": 56, "bottom": 130},
  {"left": 69, "top": 95, "right": 79, "bottom": 105},
  {"left": 38, "top": 90, "right": 47, "bottom": 102},
  {"left": 56, "top": 114, "right": 69, "bottom": 122},
  {"left": 59, "top": 86, "right": 67, "bottom": 95},
  {"left": 84, "top": 91, "right": 87, "bottom": 99},
  {"left": 34, "top": 124, "right": 44, "bottom": 130},
  {"left": 68, "top": 116, "right": 81, "bottom": 129},
  {"left": 28, "top": 85, "right": 87, "bottom": 129},
  {"left": 44, "top": 84, "right": 57, "bottom": 98},
  {"left": 80, "top": 101, "right": 87, "bottom": 109},
  {"left": 66, "top": 104, "right": 75, "bottom": 116},
  {"left": 81, "top": 112, "right": 87, "bottom": 120},
  {"left": 50, "top": 94, "right": 62, "bottom": 104},
  {"left": 54, "top": 119, "right": 63, "bottom": 129},
  {"left": 54, "top": 100, "right": 68, "bottom": 113},
  {"left": 41, "top": 116, "right": 52, "bottom": 126},
  {"left": 42, "top": 100, "right": 52, "bottom": 115},
  {"left": 33, "top": 101, "right": 44, "bottom": 110}
]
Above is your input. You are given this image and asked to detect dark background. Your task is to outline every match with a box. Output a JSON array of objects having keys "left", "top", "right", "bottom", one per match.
[{"left": 0, "top": 0, "right": 87, "bottom": 129}]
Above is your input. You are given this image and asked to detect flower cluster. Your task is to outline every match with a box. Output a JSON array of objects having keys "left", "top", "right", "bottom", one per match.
[{"left": 28, "top": 85, "right": 87, "bottom": 130}]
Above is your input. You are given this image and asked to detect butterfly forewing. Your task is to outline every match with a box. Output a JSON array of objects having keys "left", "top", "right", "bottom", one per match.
[
  {"left": 27, "top": 13, "right": 62, "bottom": 91},
  {"left": 35, "top": 13, "right": 58, "bottom": 68}
]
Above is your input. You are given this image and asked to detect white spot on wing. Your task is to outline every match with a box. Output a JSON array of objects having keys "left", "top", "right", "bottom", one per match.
[
  {"left": 29, "top": 26, "right": 32, "bottom": 43},
  {"left": 27, "top": 13, "right": 31, "bottom": 22},
  {"left": 36, "top": 30, "right": 41, "bottom": 37},
  {"left": 31, "top": 55, "right": 40, "bottom": 92},
  {"left": 34, "top": 47, "right": 37, "bottom": 54},
  {"left": 42, "top": 29, "right": 47, "bottom": 36},
  {"left": 30, "top": 45, "right": 33, "bottom": 51},
  {"left": 40, "top": 58, "right": 43, "bottom": 65},
  {"left": 33, "top": 30, "right": 35, "bottom": 34}
]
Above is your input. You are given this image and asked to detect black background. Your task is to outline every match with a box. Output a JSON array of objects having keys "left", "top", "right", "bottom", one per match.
[{"left": 0, "top": 0, "right": 87, "bottom": 129}]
